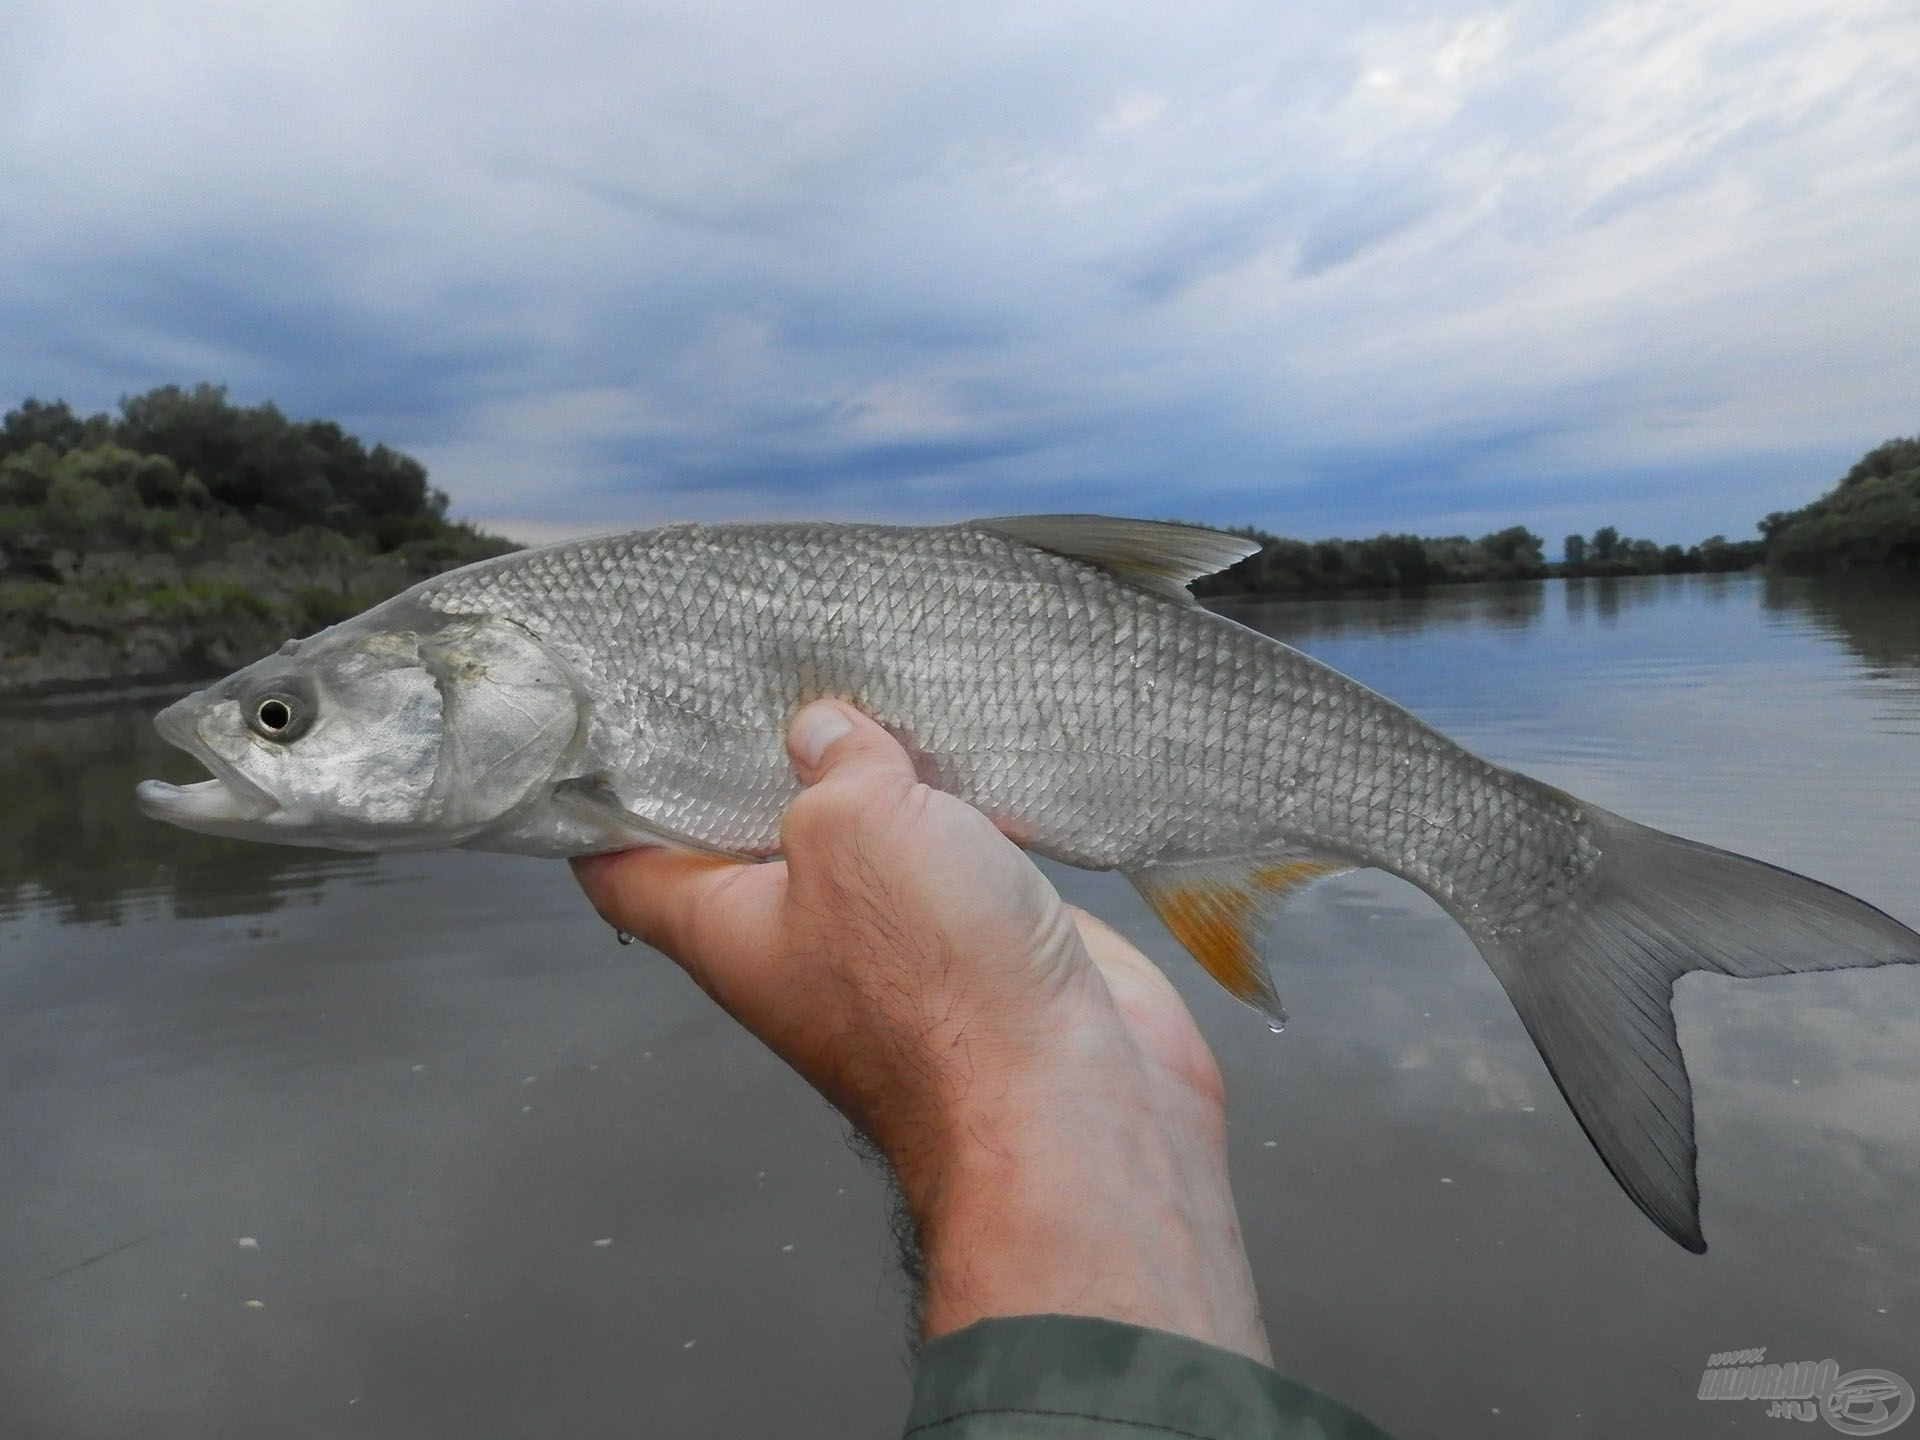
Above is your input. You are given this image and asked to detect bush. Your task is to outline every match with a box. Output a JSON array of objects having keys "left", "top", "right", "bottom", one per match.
[
  {"left": 44, "top": 471, "right": 118, "bottom": 533},
  {"left": 1767, "top": 436, "right": 1920, "bottom": 571},
  {"left": 0, "top": 445, "right": 58, "bottom": 506}
]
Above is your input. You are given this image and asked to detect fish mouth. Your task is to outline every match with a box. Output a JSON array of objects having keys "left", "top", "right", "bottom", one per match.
[{"left": 135, "top": 696, "right": 280, "bottom": 831}]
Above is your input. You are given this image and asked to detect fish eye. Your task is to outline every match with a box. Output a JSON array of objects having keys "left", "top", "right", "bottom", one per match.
[{"left": 245, "top": 689, "right": 313, "bottom": 743}]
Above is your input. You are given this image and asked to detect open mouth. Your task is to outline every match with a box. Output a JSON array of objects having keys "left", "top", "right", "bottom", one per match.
[{"left": 134, "top": 696, "right": 279, "bottom": 830}]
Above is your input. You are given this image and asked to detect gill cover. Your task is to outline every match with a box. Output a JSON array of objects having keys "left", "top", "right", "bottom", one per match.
[{"left": 420, "top": 617, "right": 584, "bottom": 834}]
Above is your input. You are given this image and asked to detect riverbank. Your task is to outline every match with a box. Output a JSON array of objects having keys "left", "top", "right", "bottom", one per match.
[{"left": 0, "top": 529, "right": 509, "bottom": 696}]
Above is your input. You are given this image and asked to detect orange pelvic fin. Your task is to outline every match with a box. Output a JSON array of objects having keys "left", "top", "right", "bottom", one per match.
[{"left": 1126, "top": 853, "right": 1351, "bottom": 1023}]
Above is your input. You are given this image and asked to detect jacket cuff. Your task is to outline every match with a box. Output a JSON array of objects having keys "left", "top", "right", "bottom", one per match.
[{"left": 905, "top": 1314, "right": 1392, "bottom": 1439}]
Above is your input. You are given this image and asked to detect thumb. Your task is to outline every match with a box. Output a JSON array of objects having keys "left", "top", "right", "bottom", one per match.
[{"left": 786, "top": 700, "right": 919, "bottom": 789}]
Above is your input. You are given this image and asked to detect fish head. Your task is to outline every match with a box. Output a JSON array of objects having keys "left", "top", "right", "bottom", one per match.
[{"left": 136, "top": 610, "right": 584, "bottom": 850}]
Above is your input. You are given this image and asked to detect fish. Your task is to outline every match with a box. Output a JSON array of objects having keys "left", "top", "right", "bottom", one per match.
[{"left": 136, "top": 515, "right": 1920, "bottom": 1251}]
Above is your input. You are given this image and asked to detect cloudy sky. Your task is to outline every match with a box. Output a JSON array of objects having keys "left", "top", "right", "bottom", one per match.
[{"left": 4, "top": 0, "right": 1917, "bottom": 545}]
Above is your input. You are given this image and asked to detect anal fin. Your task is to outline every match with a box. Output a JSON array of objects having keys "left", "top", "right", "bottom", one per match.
[{"left": 1126, "top": 852, "right": 1351, "bottom": 1023}]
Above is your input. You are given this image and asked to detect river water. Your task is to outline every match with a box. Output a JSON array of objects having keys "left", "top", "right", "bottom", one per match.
[{"left": 2, "top": 572, "right": 1916, "bottom": 1438}]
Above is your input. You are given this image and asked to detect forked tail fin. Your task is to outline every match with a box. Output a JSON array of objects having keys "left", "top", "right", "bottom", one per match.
[{"left": 1470, "top": 804, "right": 1920, "bottom": 1252}]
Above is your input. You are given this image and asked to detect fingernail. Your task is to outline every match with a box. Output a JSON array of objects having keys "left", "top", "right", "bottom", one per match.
[{"left": 790, "top": 703, "right": 853, "bottom": 768}]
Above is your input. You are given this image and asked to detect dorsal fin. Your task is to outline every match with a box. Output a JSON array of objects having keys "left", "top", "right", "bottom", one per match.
[{"left": 972, "top": 515, "right": 1261, "bottom": 603}]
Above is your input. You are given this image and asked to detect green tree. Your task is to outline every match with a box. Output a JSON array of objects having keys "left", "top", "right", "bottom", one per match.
[
  {"left": 44, "top": 467, "right": 118, "bottom": 532},
  {"left": 1479, "top": 525, "right": 1546, "bottom": 577},
  {"left": 1695, "top": 535, "right": 1761, "bottom": 572},
  {"left": 101, "top": 383, "right": 453, "bottom": 547},
  {"left": 0, "top": 444, "right": 60, "bottom": 506},
  {"left": 0, "top": 398, "right": 95, "bottom": 459},
  {"left": 1563, "top": 533, "right": 1586, "bottom": 569},
  {"left": 1625, "top": 538, "right": 1663, "bottom": 571},
  {"left": 1766, "top": 434, "right": 1920, "bottom": 571}
]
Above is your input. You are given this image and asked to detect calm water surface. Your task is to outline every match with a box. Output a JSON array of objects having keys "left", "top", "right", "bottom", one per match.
[{"left": 3, "top": 572, "right": 1917, "bottom": 1438}]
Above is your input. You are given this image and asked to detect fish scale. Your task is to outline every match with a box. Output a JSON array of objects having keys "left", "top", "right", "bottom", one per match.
[{"left": 138, "top": 514, "right": 1920, "bottom": 1253}]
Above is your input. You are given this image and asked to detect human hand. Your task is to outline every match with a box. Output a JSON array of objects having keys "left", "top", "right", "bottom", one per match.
[{"left": 572, "top": 701, "right": 1270, "bottom": 1362}]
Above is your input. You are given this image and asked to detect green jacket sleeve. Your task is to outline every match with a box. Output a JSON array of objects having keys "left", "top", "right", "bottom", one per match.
[{"left": 903, "top": 1314, "right": 1393, "bottom": 1439}]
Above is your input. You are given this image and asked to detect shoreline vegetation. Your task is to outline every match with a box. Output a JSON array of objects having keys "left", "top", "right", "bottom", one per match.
[
  {"left": 1193, "top": 433, "right": 1919, "bottom": 599},
  {"left": 1, "top": 386, "right": 511, "bottom": 695},
  {"left": 1, "top": 385, "right": 1915, "bottom": 695}
]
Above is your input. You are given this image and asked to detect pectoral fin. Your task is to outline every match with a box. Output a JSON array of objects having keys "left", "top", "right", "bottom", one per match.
[
  {"left": 551, "top": 778, "right": 755, "bottom": 861},
  {"left": 1126, "top": 852, "right": 1351, "bottom": 1023}
]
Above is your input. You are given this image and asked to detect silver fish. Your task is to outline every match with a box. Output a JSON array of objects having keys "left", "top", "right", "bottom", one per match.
[{"left": 136, "top": 516, "right": 1919, "bottom": 1250}]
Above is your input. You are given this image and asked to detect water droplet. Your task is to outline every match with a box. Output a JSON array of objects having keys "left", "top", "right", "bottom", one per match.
[
  {"left": 615, "top": 930, "right": 636, "bottom": 946},
  {"left": 1266, "top": 1018, "right": 1286, "bottom": 1034}
]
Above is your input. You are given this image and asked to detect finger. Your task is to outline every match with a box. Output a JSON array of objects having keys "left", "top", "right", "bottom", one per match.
[
  {"left": 571, "top": 848, "right": 783, "bottom": 971},
  {"left": 786, "top": 700, "right": 919, "bottom": 789}
]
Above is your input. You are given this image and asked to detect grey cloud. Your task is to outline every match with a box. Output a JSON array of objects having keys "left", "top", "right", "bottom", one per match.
[
  {"left": 1293, "top": 179, "right": 1443, "bottom": 278},
  {"left": 1, "top": 0, "right": 1917, "bottom": 543}
]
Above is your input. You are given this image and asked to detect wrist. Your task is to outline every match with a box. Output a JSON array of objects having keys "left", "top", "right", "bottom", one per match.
[{"left": 895, "top": 1035, "right": 1271, "bottom": 1364}]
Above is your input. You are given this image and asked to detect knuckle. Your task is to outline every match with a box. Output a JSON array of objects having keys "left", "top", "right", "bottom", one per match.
[
  {"left": 785, "top": 771, "right": 912, "bottom": 850},
  {"left": 781, "top": 784, "right": 858, "bottom": 851}
]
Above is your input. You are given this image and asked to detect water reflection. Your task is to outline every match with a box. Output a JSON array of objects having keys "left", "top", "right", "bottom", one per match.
[
  {"left": 1558, "top": 571, "right": 1742, "bottom": 628},
  {"left": 0, "top": 688, "right": 373, "bottom": 927},
  {"left": 2, "top": 576, "right": 1917, "bottom": 1440},
  {"left": 1213, "top": 578, "right": 1545, "bottom": 639},
  {"left": 1763, "top": 570, "right": 1920, "bottom": 668},
  {"left": 1762, "top": 571, "right": 1920, "bottom": 731}
]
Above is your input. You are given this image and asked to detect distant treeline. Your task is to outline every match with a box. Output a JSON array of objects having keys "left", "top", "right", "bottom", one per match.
[
  {"left": 1193, "top": 526, "right": 1550, "bottom": 597},
  {"left": 1557, "top": 528, "right": 1762, "bottom": 578},
  {"left": 1198, "top": 433, "right": 1918, "bottom": 598},
  {"left": 1192, "top": 523, "right": 1763, "bottom": 598}
]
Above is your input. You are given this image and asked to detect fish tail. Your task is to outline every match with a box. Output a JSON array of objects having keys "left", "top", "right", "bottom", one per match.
[{"left": 1465, "top": 801, "right": 1920, "bottom": 1252}]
